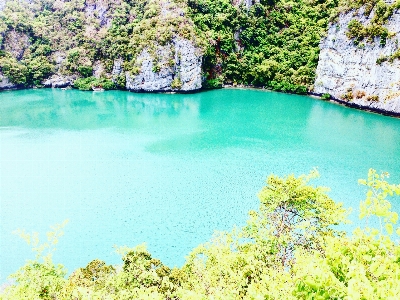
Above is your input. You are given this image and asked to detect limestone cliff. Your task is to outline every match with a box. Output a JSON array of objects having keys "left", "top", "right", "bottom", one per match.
[
  {"left": 0, "top": 70, "right": 17, "bottom": 89},
  {"left": 0, "top": 0, "right": 202, "bottom": 92},
  {"left": 125, "top": 0, "right": 202, "bottom": 92},
  {"left": 314, "top": 4, "right": 400, "bottom": 114},
  {"left": 126, "top": 38, "right": 202, "bottom": 92}
]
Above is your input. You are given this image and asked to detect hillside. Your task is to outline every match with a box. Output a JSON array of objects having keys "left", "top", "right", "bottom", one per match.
[
  {"left": 0, "top": 0, "right": 400, "bottom": 113},
  {"left": 0, "top": 0, "right": 337, "bottom": 93},
  {"left": 315, "top": 0, "right": 400, "bottom": 114}
]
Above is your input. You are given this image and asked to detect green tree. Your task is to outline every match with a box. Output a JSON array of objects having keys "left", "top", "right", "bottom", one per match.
[
  {"left": 244, "top": 170, "right": 348, "bottom": 267},
  {"left": 1, "top": 220, "right": 68, "bottom": 300}
]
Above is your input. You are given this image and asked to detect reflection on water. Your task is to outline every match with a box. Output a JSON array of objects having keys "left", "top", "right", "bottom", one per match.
[
  {"left": 0, "top": 90, "right": 201, "bottom": 130},
  {"left": 1, "top": 88, "right": 399, "bottom": 282}
]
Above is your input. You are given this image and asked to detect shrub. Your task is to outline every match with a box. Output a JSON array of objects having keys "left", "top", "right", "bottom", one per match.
[
  {"left": 0, "top": 56, "right": 28, "bottom": 85},
  {"left": 171, "top": 77, "right": 182, "bottom": 89},
  {"left": 77, "top": 66, "right": 93, "bottom": 78},
  {"left": 367, "top": 94, "right": 379, "bottom": 102},
  {"left": 354, "top": 90, "right": 366, "bottom": 99},
  {"left": 321, "top": 93, "right": 331, "bottom": 100},
  {"left": 203, "top": 78, "right": 222, "bottom": 89},
  {"left": 73, "top": 77, "right": 115, "bottom": 90}
]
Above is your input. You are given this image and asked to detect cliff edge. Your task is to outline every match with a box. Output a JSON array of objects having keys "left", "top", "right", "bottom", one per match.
[
  {"left": 314, "top": 3, "right": 400, "bottom": 114},
  {"left": 125, "top": 0, "right": 202, "bottom": 92}
]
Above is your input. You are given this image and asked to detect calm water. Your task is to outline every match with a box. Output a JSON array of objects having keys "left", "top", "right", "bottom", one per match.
[{"left": 1, "top": 89, "right": 399, "bottom": 281}]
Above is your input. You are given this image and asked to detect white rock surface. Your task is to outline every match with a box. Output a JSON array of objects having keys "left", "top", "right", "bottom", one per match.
[
  {"left": 314, "top": 6, "right": 400, "bottom": 114},
  {"left": 125, "top": 0, "right": 202, "bottom": 92},
  {"left": 125, "top": 38, "right": 202, "bottom": 92},
  {"left": 93, "top": 60, "right": 105, "bottom": 78},
  {"left": 3, "top": 29, "right": 30, "bottom": 60},
  {"left": 0, "top": 71, "right": 18, "bottom": 89},
  {"left": 42, "top": 74, "right": 77, "bottom": 88}
]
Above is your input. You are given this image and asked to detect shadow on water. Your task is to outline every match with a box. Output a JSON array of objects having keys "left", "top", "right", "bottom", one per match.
[{"left": 0, "top": 89, "right": 201, "bottom": 130}]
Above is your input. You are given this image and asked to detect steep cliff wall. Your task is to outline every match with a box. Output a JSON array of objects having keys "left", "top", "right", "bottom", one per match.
[
  {"left": 0, "top": 0, "right": 202, "bottom": 92},
  {"left": 125, "top": 0, "right": 202, "bottom": 92},
  {"left": 0, "top": 71, "right": 17, "bottom": 89},
  {"left": 314, "top": 4, "right": 400, "bottom": 114},
  {"left": 126, "top": 38, "right": 201, "bottom": 92}
]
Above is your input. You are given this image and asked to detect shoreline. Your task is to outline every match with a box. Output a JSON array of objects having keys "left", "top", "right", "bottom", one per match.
[
  {"left": 1, "top": 84, "right": 399, "bottom": 118},
  {"left": 222, "top": 84, "right": 400, "bottom": 119}
]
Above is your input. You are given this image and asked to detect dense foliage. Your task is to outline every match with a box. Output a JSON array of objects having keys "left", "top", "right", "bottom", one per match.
[
  {"left": 73, "top": 76, "right": 115, "bottom": 90},
  {"left": 0, "top": 0, "right": 199, "bottom": 89},
  {"left": 0, "top": 0, "right": 399, "bottom": 93},
  {"left": 1, "top": 169, "right": 400, "bottom": 299},
  {"left": 187, "top": 0, "right": 339, "bottom": 93},
  {"left": 344, "top": 0, "right": 400, "bottom": 47}
]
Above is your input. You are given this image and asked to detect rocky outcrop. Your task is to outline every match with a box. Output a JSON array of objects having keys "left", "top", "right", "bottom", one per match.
[
  {"left": 0, "top": 28, "right": 30, "bottom": 90},
  {"left": 126, "top": 38, "right": 202, "bottom": 92},
  {"left": 0, "top": 71, "right": 18, "bottom": 89},
  {"left": 3, "top": 30, "right": 30, "bottom": 60},
  {"left": 42, "top": 74, "right": 77, "bottom": 88},
  {"left": 314, "top": 5, "right": 400, "bottom": 114},
  {"left": 112, "top": 58, "right": 123, "bottom": 77},
  {"left": 93, "top": 60, "right": 105, "bottom": 78},
  {"left": 84, "top": 0, "right": 114, "bottom": 28},
  {"left": 232, "top": 0, "right": 259, "bottom": 9},
  {"left": 125, "top": 0, "right": 202, "bottom": 92}
]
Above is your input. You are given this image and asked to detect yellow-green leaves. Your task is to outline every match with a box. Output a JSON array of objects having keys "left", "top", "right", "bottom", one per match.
[
  {"left": 248, "top": 170, "right": 348, "bottom": 267},
  {"left": 13, "top": 219, "right": 69, "bottom": 262},
  {"left": 359, "top": 168, "right": 400, "bottom": 236},
  {"left": 3, "top": 170, "right": 400, "bottom": 299}
]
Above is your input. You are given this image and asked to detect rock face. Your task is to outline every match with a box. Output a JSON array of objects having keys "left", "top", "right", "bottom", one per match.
[
  {"left": 232, "top": 0, "right": 258, "bottom": 9},
  {"left": 125, "top": 38, "right": 202, "bottom": 93},
  {"left": 41, "top": 51, "right": 77, "bottom": 88},
  {"left": 125, "top": 0, "right": 202, "bottom": 92},
  {"left": 0, "top": 71, "right": 18, "bottom": 89},
  {"left": 42, "top": 74, "right": 77, "bottom": 88},
  {"left": 314, "top": 5, "right": 400, "bottom": 114},
  {"left": 3, "top": 30, "right": 30, "bottom": 60},
  {"left": 0, "top": 28, "right": 30, "bottom": 90}
]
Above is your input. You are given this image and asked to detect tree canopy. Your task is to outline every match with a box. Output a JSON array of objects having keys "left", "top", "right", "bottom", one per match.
[{"left": 2, "top": 169, "right": 400, "bottom": 299}]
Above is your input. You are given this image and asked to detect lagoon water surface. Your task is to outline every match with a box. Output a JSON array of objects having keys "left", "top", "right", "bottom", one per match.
[{"left": 1, "top": 89, "right": 400, "bottom": 280}]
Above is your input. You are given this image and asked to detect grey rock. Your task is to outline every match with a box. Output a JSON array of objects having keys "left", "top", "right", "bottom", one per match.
[
  {"left": 125, "top": 38, "right": 202, "bottom": 92},
  {"left": 175, "top": 38, "right": 202, "bottom": 91},
  {"left": 0, "top": 71, "right": 18, "bottom": 90},
  {"left": 112, "top": 58, "right": 123, "bottom": 77},
  {"left": 93, "top": 61, "right": 105, "bottom": 78},
  {"left": 314, "top": 6, "right": 400, "bottom": 114},
  {"left": 232, "top": 0, "right": 257, "bottom": 9},
  {"left": 125, "top": 0, "right": 202, "bottom": 92},
  {"left": 84, "top": 0, "right": 113, "bottom": 28},
  {"left": 3, "top": 29, "right": 30, "bottom": 60},
  {"left": 53, "top": 51, "right": 66, "bottom": 65},
  {"left": 42, "top": 74, "right": 77, "bottom": 88}
]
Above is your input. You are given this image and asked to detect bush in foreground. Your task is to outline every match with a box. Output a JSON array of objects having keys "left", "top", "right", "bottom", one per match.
[{"left": 1, "top": 169, "right": 400, "bottom": 299}]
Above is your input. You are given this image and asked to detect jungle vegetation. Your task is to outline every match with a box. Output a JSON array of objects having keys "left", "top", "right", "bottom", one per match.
[
  {"left": 1, "top": 169, "right": 400, "bottom": 299},
  {"left": 0, "top": 0, "right": 399, "bottom": 93}
]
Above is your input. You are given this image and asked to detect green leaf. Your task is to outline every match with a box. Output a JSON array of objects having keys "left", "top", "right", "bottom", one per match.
[
  {"left": 385, "top": 223, "right": 393, "bottom": 235},
  {"left": 358, "top": 179, "right": 367, "bottom": 185},
  {"left": 396, "top": 227, "right": 400, "bottom": 236}
]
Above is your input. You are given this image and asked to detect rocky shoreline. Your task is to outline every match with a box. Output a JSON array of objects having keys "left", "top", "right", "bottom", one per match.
[{"left": 2, "top": 82, "right": 399, "bottom": 118}]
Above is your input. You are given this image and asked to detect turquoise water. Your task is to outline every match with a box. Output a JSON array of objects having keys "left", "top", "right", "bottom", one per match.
[{"left": 1, "top": 88, "right": 399, "bottom": 281}]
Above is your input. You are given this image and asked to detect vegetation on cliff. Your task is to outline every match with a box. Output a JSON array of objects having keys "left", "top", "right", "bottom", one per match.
[
  {"left": 0, "top": 0, "right": 399, "bottom": 93},
  {"left": 187, "top": 0, "right": 339, "bottom": 93},
  {"left": 1, "top": 169, "right": 400, "bottom": 299},
  {"left": 343, "top": 0, "right": 400, "bottom": 47},
  {"left": 0, "top": 0, "right": 200, "bottom": 90}
]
